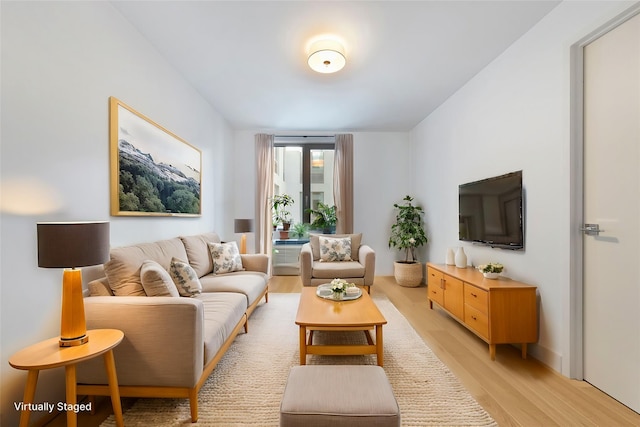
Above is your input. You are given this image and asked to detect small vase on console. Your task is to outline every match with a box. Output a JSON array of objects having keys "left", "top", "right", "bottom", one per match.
[
  {"left": 446, "top": 248, "right": 455, "bottom": 265},
  {"left": 454, "top": 247, "right": 467, "bottom": 268}
]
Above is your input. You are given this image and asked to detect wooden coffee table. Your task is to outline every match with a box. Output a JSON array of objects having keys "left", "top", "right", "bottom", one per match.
[{"left": 295, "top": 287, "right": 387, "bottom": 366}]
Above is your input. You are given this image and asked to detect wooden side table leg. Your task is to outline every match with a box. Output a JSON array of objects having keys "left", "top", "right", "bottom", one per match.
[
  {"left": 522, "top": 343, "right": 528, "bottom": 359},
  {"left": 103, "top": 350, "right": 124, "bottom": 427},
  {"left": 299, "top": 326, "right": 307, "bottom": 365},
  {"left": 19, "top": 370, "right": 39, "bottom": 427},
  {"left": 489, "top": 344, "right": 496, "bottom": 361},
  {"left": 65, "top": 364, "right": 78, "bottom": 427},
  {"left": 376, "top": 325, "right": 384, "bottom": 367}
]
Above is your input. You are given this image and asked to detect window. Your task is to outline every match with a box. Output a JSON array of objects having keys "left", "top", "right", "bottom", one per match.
[{"left": 274, "top": 137, "right": 334, "bottom": 225}]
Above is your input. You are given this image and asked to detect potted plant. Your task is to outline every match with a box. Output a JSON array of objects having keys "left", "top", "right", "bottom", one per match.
[
  {"left": 306, "top": 202, "right": 337, "bottom": 233},
  {"left": 477, "top": 262, "right": 504, "bottom": 279},
  {"left": 388, "top": 195, "right": 428, "bottom": 287},
  {"left": 271, "top": 193, "right": 294, "bottom": 239},
  {"left": 289, "top": 222, "right": 310, "bottom": 240}
]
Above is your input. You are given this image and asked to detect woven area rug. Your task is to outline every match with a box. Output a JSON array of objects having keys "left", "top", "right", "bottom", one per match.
[{"left": 101, "top": 293, "right": 496, "bottom": 426}]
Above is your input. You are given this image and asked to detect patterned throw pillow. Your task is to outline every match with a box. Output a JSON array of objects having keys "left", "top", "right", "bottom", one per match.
[
  {"left": 319, "top": 236, "right": 352, "bottom": 262},
  {"left": 208, "top": 241, "right": 244, "bottom": 274},
  {"left": 169, "top": 257, "right": 202, "bottom": 297},
  {"left": 140, "top": 260, "right": 180, "bottom": 297}
]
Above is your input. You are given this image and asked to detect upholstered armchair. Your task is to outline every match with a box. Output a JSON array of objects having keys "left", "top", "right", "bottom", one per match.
[{"left": 299, "top": 233, "right": 375, "bottom": 293}]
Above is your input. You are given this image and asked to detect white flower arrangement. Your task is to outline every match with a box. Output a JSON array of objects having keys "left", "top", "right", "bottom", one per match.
[
  {"left": 330, "top": 278, "right": 355, "bottom": 294},
  {"left": 477, "top": 263, "right": 504, "bottom": 274}
]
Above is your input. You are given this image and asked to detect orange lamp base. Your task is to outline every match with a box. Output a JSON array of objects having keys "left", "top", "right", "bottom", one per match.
[
  {"left": 59, "top": 268, "right": 88, "bottom": 347},
  {"left": 239, "top": 233, "right": 247, "bottom": 254}
]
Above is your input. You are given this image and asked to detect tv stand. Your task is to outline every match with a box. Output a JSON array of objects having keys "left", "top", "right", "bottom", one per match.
[{"left": 426, "top": 263, "right": 537, "bottom": 360}]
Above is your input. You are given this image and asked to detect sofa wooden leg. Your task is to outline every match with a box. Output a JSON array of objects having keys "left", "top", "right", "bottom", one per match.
[
  {"left": 365, "top": 285, "right": 371, "bottom": 294},
  {"left": 189, "top": 389, "right": 198, "bottom": 423}
]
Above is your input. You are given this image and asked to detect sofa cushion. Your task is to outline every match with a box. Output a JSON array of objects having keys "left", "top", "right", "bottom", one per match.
[
  {"left": 310, "top": 233, "right": 362, "bottom": 261},
  {"left": 319, "top": 236, "right": 352, "bottom": 262},
  {"left": 199, "top": 271, "right": 268, "bottom": 308},
  {"left": 195, "top": 292, "right": 247, "bottom": 365},
  {"left": 141, "top": 260, "right": 180, "bottom": 297},
  {"left": 169, "top": 257, "right": 202, "bottom": 297},
  {"left": 88, "top": 277, "right": 113, "bottom": 296},
  {"left": 104, "top": 238, "right": 188, "bottom": 296},
  {"left": 208, "top": 241, "right": 244, "bottom": 274},
  {"left": 311, "top": 261, "right": 366, "bottom": 280},
  {"left": 180, "top": 232, "right": 222, "bottom": 278}
]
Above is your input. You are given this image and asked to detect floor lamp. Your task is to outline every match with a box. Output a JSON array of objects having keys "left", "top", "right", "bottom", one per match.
[
  {"left": 234, "top": 219, "right": 253, "bottom": 254},
  {"left": 37, "top": 221, "right": 110, "bottom": 347}
]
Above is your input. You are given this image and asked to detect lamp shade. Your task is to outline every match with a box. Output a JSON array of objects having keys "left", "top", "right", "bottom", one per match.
[
  {"left": 234, "top": 219, "right": 254, "bottom": 233},
  {"left": 37, "top": 221, "right": 110, "bottom": 268},
  {"left": 308, "top": 39, "right": 346, "bottom": 74}
]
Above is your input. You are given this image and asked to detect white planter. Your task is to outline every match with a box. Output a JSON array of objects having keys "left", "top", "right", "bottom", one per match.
[{"left": 483, "top": 272, "right": 500, "bottom": 279}]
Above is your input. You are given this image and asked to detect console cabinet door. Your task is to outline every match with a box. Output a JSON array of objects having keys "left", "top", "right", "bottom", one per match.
[{"left": 443, "top": 275, "right": 464, "bottom": 319}]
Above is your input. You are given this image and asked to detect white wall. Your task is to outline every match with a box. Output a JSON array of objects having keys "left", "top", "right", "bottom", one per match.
[
  {"left": 409, "top": 0, "right": 635, "bottom": 373},
  {"left": 232, "top": 130, "right": 412, "bottom": 273},
  {"left": 0, "top": 2, "right": 232, "bottom": 425}
]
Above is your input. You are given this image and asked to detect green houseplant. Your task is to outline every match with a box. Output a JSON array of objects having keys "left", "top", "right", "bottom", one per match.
[
  {"left": 289, "top": 222, "right": 310, "bottom": 239},
  {"left": 271, "top": 193, "right": 294, "bottom": 229},
  {"left": 388, "top": 195, "right": 428, "bottom": 287},
  {"left": 306, "top": 202, "right": 337, "bottom": 233},
  {"left": 271, "top": 193, "right": 294, "bottom": 239}
]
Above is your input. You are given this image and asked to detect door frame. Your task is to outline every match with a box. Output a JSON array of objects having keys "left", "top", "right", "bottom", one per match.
[{"left": 569, "top": 3, "right": 640, "bottom": 380}]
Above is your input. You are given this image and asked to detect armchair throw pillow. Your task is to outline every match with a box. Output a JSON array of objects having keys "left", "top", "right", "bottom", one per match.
[
  {"left": 310, "top": 233, "right": 362, "bottom": 261},
  {"left": 319, "top": 236, "right": 352, "bottom": 262},
  {"left": 169, "top": 257, "right": 202, "bottom": 297},
  {"left": 208, "top": 241, "right": 244, "bottom": 274}
]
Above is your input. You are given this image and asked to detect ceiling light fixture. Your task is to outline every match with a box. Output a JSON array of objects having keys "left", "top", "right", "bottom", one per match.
[{"left": 307, "top": 39, "right": 346, "bottom": 74}]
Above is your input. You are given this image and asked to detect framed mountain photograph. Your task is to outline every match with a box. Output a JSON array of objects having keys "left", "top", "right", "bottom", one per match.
[{"left": 109, "top": 97, "right": 202, "bottom": 217}]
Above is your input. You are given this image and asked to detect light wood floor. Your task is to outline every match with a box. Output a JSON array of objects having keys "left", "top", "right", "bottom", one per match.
[{"left": 45, "top": 275, "right": 640, "bottom": 426}]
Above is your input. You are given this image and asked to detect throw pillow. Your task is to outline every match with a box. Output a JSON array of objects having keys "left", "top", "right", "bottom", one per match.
[
  {"left": 310, "top": 233, "right": 362, "bottom": 261},
  {"left": 319, "top": 236, "right": 352, "bottom": 262},
  {"left": 208, "top": 241, "right": 244, "bottom": 274},
  {"left": 169, "top": 257, "right": 202, "bottom": 297},
  {"left": 140, "top": 260, "right": 180, "bottom": 297}
]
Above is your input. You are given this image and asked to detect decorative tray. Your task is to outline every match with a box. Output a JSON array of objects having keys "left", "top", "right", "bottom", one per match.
[{"left": 316, "top": 283, "right": 362, "bottom": 301}]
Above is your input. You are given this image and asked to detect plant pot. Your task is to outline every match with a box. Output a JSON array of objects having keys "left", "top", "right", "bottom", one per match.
[
  {"left": 393, "top": 261, "right": 423, "bottom": 287},
  {"left": 279, "top": 230, "right": 289, "bottom": 240},
  {"left": 282, "top": 222, "right": 291, "bottom": 231},
  {"left": 483, "top": 272, "right": 500, "bottom": 279}
]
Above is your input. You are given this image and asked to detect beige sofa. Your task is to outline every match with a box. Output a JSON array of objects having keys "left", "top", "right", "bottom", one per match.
[
  {"left": 299, "top": 233, "right": 376, "bottom": 292},
  {"left": 76, "top": 232, "right": 269, "bottom": 423}
]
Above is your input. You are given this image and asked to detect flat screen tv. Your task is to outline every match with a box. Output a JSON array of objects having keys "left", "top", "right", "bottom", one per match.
[{"left": 458, "top": 170, "right": 524, "bottom": 250}]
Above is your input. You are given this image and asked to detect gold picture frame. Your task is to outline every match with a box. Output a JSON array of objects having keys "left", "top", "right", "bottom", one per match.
[{"left": 109, "top": 97, "right": 202, "bottom": 217}]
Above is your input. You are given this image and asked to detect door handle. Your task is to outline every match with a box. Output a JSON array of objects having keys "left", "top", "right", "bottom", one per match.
[{"left": 580, "top": 223, "right": 604, "bottom": 235}]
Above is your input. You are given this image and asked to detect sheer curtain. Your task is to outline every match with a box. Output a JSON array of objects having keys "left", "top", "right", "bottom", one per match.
[
  {"left": 255, "top": 134, "right": 274, "bottom": 258},
  {"left": 333, "top": 134, "right": 354, "bottom": 234}
]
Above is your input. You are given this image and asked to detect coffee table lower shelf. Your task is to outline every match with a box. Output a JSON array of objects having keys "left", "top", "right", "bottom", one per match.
[{"left": 298, "top": 324, "right": 384, "bottom": 366}]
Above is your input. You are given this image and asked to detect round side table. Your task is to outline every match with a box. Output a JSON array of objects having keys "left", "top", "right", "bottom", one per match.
[{"left": 9, "top": 329, "right": 124, "bottom": 427}]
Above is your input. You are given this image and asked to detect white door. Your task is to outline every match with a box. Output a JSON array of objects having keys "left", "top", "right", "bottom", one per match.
[{"left": 583, "top": 12, "right": 640, "bottom": 413}]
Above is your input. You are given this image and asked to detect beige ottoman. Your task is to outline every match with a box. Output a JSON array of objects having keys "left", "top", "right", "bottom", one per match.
[{"left": 280, "top": 365, "right": 400, "bottom": 427}]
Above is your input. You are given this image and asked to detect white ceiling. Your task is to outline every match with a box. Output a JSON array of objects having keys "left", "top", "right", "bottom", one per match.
[{"left": 111, "top": 1, "right": 560, "bottom": 132}]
